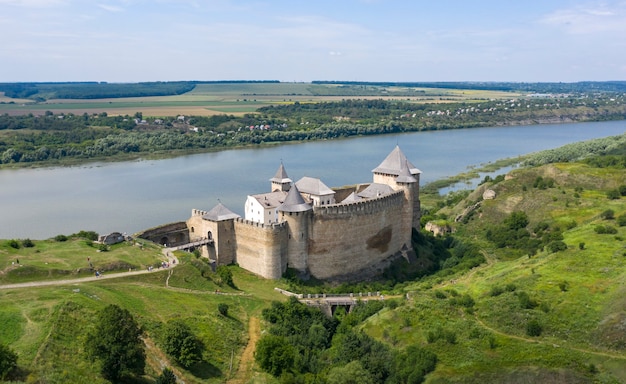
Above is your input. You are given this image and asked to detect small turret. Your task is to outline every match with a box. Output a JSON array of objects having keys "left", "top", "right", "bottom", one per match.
[
  {"left": 270, "top": 162, "right": 292, "bottom": 192},
  {"left": 279, "top": 185, "right": 312, "bottom": 276}
]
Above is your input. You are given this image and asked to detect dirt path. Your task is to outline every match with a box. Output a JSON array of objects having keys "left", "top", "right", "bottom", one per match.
[
  {"left": 228, "top": 316, "right": 260, "bottom": 384},
  {"left": 0, "top": 247, "right": 179, "bottom": 290}
]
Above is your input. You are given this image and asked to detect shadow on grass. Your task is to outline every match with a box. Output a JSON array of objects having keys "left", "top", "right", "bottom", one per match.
[{"left": 188, "top": 361, "right": 222, "bottom": 379}]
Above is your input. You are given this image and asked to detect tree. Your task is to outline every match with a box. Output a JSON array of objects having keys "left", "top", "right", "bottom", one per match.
[
  {"left": 0, "top": 343, "right": 18, "bottom": 381},
  {"left": 254, "top": 335, "right": 295, "bottom": 377},
  {"left": 526, "top": 319, "right": 543, "bottom": 337},
  {"left": 84, "top": 304, "right": 145, "bottom": 382},
  {"left": 327, "top": 361, "right": 374, "bottom": 384},
  {"left": 218, "top": 303, "right": 229, "bottom": 317},
  {"left": 161, "top": 320, "right": 203, "bottom": 368},
  {"left": 216, "top": 265, "right": 235, "bottom": 288},
  {"left": 155, "top": 367, "right": 177, "bottom": 384}
]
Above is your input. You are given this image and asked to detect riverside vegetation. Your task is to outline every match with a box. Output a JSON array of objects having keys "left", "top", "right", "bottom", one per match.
[
  {"left": 1, "top": 81, "right": 626, "bottom": 167},
  {"left": 0, "top": 136, "right": 624, "bottom": 383}
]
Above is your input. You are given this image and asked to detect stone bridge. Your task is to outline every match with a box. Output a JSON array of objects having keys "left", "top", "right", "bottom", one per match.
[
  {"left": 171, "top": 238, "right": 213, "bottom": 251},
  {"left": 275, "top": 288, "right": 385, "bottom": 317}
]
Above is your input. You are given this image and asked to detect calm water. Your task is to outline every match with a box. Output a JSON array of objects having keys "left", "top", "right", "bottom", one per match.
[{"left": 1, "top": 121, "right": 624, "bottom": 239}]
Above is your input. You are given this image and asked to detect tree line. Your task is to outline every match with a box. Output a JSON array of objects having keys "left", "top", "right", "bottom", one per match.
[{"left": 2, "top": 94, "right": 626, "bottom": 165}]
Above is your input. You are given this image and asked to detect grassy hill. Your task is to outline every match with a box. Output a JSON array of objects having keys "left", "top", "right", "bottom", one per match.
[
  {"left": 362, "top": 155, "right": 626, "bottom": 383},
  {"left": 0, "top": 144, "right": 624, "bottom": 383}
]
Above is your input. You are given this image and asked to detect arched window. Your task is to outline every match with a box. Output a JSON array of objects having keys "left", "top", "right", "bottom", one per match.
[{"left": 208, "top": 231, "right": 213, "bottom": 240}]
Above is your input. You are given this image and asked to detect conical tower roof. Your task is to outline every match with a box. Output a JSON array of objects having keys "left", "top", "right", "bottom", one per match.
[
  {"left": 278, "top": 184, "right": 312, "bottom": 212},
  {"left": 372, "top": 146, "right": 421, "bottom": 176},
  {"left": 270, "top": 162, "right": 292, "bottom": 184},
  {"left": 395, "top": 160, "right": 417, "bottom": 183},
  {"left": 202, "top": 202, "right": 241, "bottom": 221}
]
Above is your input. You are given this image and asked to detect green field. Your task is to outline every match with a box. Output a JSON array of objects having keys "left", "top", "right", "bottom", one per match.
[{"left": 0, "top": 82, "right": 520, "bottom": 117}]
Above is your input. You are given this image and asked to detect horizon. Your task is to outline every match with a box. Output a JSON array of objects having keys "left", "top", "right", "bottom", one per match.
[{"left": 2, "top": 0, "right": 626, "bottom": 83}]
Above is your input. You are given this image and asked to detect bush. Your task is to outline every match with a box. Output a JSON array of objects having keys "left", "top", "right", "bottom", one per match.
[
  {"left": 579, "top": 242, "right": 585, "bottom": 250},
  {"left": 216, "top": 265, "right": 235, "bottom": 288},
  {"left": 547, "top": 241, "right": 568, "bottom": 253},
  {"left": 0, "top": 342, "right": 18, "bottom": 381},
  {"left": 618, "top": 214, "right": 626, "bottom": 227},
  {"left": 73, "top": 230, "right": 99, "bottom": 241},
  {"left": 526, "top": 319, "right": 543, "bottom": 337},
  {"left": 601, "top": 209, "right": 615, "bottom": 220},
  {"left": 54, "top": 234, "right": 68, "bottom": 242},
  {"left": 595, "top": 225, "right": 618, "bottom": 234},
  {"left": 155, "top": 367, "right": 177, "bottom": 384},
  {"left": 489, "top": 286, "right": 505, "bottom": 297},
  {"left": 7, "top": 239, "right": 20, "bottom": 249},
  {"left": 218, "top": 303, "right": 229, "bottom": 317},
  {"left": 517, "top": 291, "right": 537, "bottom": 309},
  {"left": 559, "top": 281, "right": 569, "bottom": 292},
  {"left": 607, "top": 189, "right": 621, "bottom": 200},
  {"left": 22, "top": 238, "right": 34, "bottom": 247}
]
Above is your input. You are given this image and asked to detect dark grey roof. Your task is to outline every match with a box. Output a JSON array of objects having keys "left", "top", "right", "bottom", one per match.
[
  {"left": 279, "top": 184, "right": 312, "bottom": 212},
  {"left": 395, "top": 160, "right": 417, "bottom": 183},
  {"left": 270, "top": 163, "right": 292, "bottom": 184},
  {"left": 295, "top": 176, "right": 335, "bottom": 196},
  {"left": 372, "top": 146, "right": 421, "bottom": 176},
  {"left": 203, "top": 202, "right": 241, "bottom": 221},
  {"left": 358, "top": 183, "right": 395, "bottom": 198}
]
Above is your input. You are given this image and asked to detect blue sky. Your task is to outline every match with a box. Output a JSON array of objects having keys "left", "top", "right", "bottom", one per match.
[{"left": 1, "top": 0, "right": 625, "bottom": 82}]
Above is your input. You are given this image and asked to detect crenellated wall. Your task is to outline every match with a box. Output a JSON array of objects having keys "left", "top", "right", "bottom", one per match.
[
  {"left": 232, "top": 218, "right": 287, "bottom": 279},
  {"left": 136, "top": 222, "right": 189, "bottom": 246},
  {"left": 307, "top": 191, "right": 409, "bottom": 281}
]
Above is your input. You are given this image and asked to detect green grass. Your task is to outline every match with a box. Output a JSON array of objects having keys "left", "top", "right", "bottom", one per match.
[
  {"left": 0, "top": 238, "right": 165, "bottom": 284},
  {"left": 362, "top": 162, "right": 626, "bottom": 383}
]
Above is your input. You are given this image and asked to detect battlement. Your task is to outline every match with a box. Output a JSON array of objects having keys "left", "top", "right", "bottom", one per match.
[
  {"left": 191, "top": 209, "right": 208, "bottom": 216},
  {"left": 313, "top": 190, "right": 404, "bottom": 216},
  {"left": 234, "top": 217, "right": 286, "bottom": 230}
]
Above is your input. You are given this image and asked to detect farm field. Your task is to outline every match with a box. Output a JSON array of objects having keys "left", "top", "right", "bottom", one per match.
[{"left": 0, "top": 82, "right": 521, "bottom": 117}]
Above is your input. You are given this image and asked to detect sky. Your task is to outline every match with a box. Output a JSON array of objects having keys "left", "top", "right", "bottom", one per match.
[{"left": 1, "top": 0, "right": 625, "bottom": 83}]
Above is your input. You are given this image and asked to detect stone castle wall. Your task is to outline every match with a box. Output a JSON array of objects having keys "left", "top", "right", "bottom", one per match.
[
  {"left": 136, "top": 221, "right": 189, "bottom": 246},
  {"left": 306, "top": 191, "right": 408, "bottom": 280},
  {"left": 233, "top": 218, "right": 287, "bottom": 279}
]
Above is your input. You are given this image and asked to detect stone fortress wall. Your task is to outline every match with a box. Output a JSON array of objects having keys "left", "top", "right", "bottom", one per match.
[{"left": 140, "top": 146, "right": 421, "bottom": 281}]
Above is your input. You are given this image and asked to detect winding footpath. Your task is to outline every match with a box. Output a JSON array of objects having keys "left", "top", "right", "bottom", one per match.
[{"left": 0, "top": 247, "right": 179, "bottom": 290}]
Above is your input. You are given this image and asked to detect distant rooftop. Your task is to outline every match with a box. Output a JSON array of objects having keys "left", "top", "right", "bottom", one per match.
[
  {"left": 296, "top": 176, "right": 335, "bottom": 196},
  {"left": 203, "top": 202, "right": 241, "bottom": 221}
]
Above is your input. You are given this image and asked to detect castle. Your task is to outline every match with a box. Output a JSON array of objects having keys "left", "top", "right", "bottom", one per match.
[{"left": 140, "top": 146, "right": 421, "bottom": 281}]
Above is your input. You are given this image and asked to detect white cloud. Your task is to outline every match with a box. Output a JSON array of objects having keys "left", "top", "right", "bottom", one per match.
[
  {"left": 540, "top": 1, "right": 626, "bottom": 34},
  {"left": 98, "top": 3, "right": 124, "bottom": 12}
]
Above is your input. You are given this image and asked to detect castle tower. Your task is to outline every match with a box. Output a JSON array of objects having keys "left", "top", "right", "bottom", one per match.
[
  {"left": 201, "top": 202, "right": 240, "bottom": 265},
  {"left": 372, "top": 146, "right": 421, "bottom": 230},
  {"left": 278, "top": 184, "right": 312, "bottom": 276},
  {"left": 395, "top": 160, "right": 418, "bottom": 244},
  {"left": 270, "top": 162, "right": 292, "bottom": 192}
]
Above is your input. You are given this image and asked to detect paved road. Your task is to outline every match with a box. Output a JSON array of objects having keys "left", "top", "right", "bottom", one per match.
[{"left": 0, "top": 248, "right": 178, "bottom": 290}]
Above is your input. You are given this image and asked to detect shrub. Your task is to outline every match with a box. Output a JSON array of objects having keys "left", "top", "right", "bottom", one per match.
[
  {"left": 73, "top": 230, "right": 99, "bottom": 241},
  {"left": 547, "top": 241, "right": 568, "bottom": 253},
  {"left": 517, "top": 291, "right": 537, "bottom": 309},
  {"left": 155, "top": 367, "right": 177, "bottom": 384},
  {"left": 0, "top": 342, "right": 18, "bottom": 381},
  {"left": 7, "top": 239, "right": 20, "bottom": 249},
  {"left": 218, "top": 303, "right": 229, "bottom": 317},
  {"left": 434, "top": 290, "right": 447, "bottom": 299},
  {"left": 601, "top": 209, "right": 615, "bottom": 220},
  {"left": 489, "top": 286, "right": 505, "bottom": 297},
  {"left": 216, "top": 265, "right": 235, "bottom": 288},
  {"left": 618, "top": 214, "right": 626, "bottom": 227},
  {"left": 526, "top": 319, "right": 543, "bottom": 337},
  {"left": 54, "top": 234, "right": 68, "bottom": 242},
  {"left": 505, "top": 283, "right": 517, "bottom": 292},
  {"left": 579, "top": 242, "right": 585, "bottom": 250},
  {"left": 595, "top": 225, "right": 618, "bottom": 234},
  {"left": 607, "top": 189, "right": 621, "bottom": 200},
  {"left": 22, "top": 238, "right": 34, "bottom": 247}
]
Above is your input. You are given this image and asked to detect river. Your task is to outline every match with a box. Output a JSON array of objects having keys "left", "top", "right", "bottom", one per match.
[{"left": 0, "top": 120, "right": 624, "bottom": 239}]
